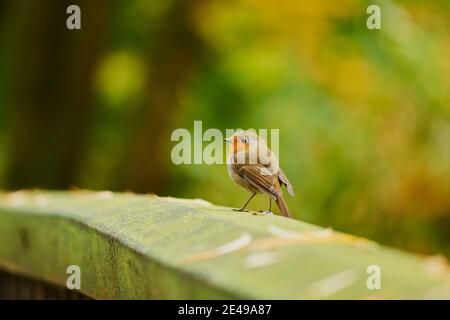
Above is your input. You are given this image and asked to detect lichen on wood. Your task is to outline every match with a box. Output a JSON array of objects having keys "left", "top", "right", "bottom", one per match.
[{"left": 0, "top": 190, "right": 449, "bottom": 299}]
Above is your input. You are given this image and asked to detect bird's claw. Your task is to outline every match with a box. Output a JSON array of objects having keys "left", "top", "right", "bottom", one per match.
[
  {"left": 254, "top": 210, "right": 274, "bottom": 216},
  {"left": 233, "top": 208, "right": 249, "bottom": 212}
]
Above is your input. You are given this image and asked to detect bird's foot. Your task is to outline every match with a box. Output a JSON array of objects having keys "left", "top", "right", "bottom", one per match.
[
  {"left": 253, "top": 210, "right": 274, "bottom": 216},
  {"left": 233, "top": 208, "right": 249, "bottom": 212}
]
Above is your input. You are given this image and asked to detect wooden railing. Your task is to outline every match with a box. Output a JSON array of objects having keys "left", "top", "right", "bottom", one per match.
[{"left": 0, "top": 190, "right": 449, "bottom": 299}]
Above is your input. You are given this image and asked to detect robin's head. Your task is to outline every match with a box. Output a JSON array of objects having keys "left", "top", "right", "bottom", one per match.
[{"left": 225, "top": 130, "right": 259, "bottom": 154}]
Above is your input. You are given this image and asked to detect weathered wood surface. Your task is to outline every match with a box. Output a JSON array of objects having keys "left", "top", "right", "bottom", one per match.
[
  {"left": 0, "top": 190, "right": 449, "bottom": 299},
  {"left": 0, "top": 269, "right": 90, "bottom": 300}
]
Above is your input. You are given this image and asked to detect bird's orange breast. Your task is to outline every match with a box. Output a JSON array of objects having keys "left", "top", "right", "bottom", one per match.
[{"left": 230, "top": 139, "right": 249, "bottom": 155}]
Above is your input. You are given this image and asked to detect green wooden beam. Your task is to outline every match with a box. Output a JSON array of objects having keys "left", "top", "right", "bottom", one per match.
[{"left": 0, "top": 190, "right": 449, "bottom": 299}]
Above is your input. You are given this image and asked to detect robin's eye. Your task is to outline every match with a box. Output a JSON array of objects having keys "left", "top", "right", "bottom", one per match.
[{"left": 241, "top": 137, "right": 248, "bottom": 144}]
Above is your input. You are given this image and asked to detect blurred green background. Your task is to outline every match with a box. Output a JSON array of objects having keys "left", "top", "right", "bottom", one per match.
[{"left": 0, "top": 0, "right": 449, "bottom": 257}]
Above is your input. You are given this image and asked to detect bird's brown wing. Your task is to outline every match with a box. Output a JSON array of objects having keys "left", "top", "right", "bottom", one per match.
[
  {"left": 238, "top": 164, "right": 281, "bottom": 200},
  {"left": 278, "top": 168, "right": 295, "bottom": 196}
]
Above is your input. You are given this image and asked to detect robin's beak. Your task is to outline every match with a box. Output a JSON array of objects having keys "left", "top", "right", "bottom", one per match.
[{"left": 224, "top": 138, "right": 232, "bottom": 143}]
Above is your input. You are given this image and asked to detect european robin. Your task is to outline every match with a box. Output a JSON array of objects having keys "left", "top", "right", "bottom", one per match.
[{"left": 225, "top": 130, "right": 295, "bottom": 218}]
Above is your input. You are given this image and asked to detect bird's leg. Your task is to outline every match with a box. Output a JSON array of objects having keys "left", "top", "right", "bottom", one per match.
[
  {"left": 259, "top": 198, "right": 273, "bottom": 213},
  {"left": 233, "top": 193, "right": 256, "bottom": 212},
  {"left": 258, "top": 198, "right": 273, "bottom": 215}
]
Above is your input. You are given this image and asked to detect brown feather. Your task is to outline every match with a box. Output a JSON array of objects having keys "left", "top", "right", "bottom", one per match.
[
  {"left": 238, "top": 164, "right": 280, "bottom": 199},
  {"left": 278, "top": 168, "right": 295, "bottom": 196},
  {"left": 276, "top": 195, "right": 291, "bottom": 218}
]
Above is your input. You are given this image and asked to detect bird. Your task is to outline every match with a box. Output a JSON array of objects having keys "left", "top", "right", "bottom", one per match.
[{"left": 225, "top": 130, "right": 295, "bottom": 218}]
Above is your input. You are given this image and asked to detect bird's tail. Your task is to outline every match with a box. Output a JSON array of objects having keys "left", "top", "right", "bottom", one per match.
[{"left": 276, "top": 195, "right": 291, "bottom": 218}]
